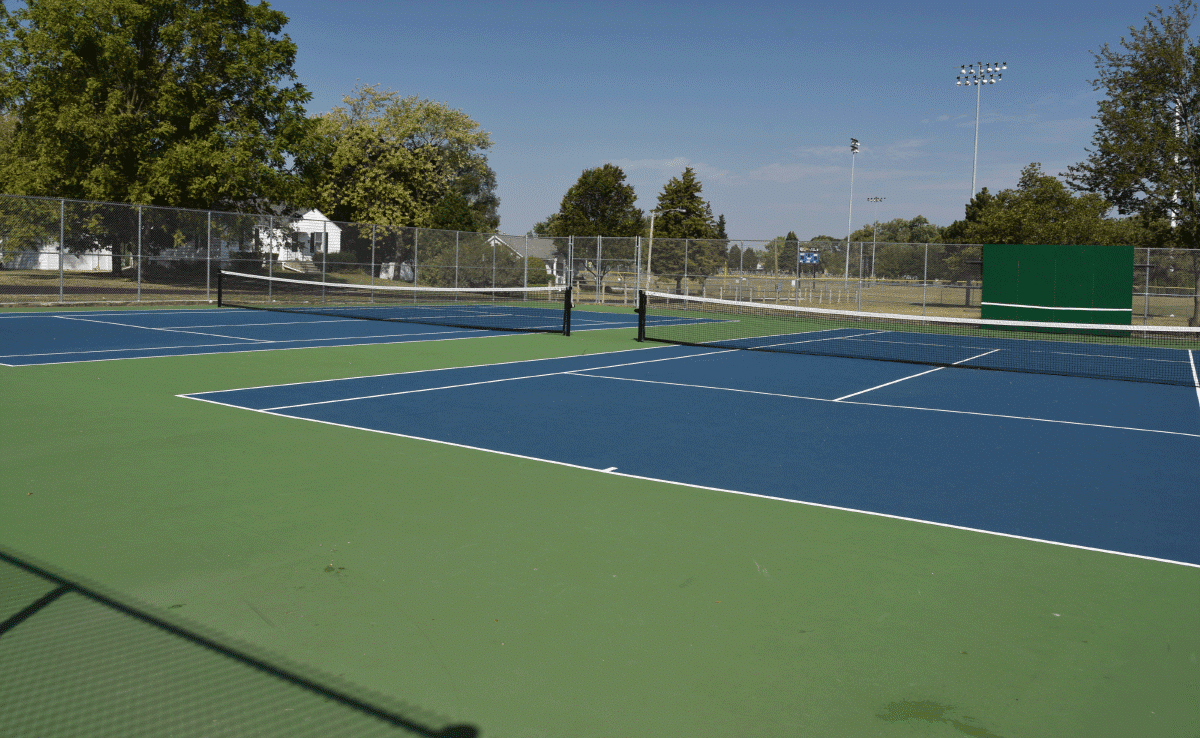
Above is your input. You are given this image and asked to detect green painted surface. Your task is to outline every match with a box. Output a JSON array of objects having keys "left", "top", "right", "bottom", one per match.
[
  {"left": 1, "top": 317, "right": 1197, "bottom": 736},
  {"left": 982, "top": 244, "right": 1134, "bottom": 326}
]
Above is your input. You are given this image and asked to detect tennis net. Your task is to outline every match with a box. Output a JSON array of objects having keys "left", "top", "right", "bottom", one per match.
[
  {"left": 219, "top": 271, "right": 572, "bottom": 335},
  {"left": 638, "top": 290, "right": 1200, "bottom": 386}
]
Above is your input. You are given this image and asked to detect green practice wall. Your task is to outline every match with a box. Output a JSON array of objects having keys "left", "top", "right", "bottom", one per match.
[{"left": 981, "top": 244, "right": 1133, "bottom": 326}]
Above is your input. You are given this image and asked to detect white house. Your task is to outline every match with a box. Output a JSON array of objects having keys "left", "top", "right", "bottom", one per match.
[{"left": 1, "top": 208, "right": 343, "bottom": 271}]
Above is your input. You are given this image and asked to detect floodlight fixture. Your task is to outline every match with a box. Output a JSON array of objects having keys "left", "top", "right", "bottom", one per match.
[{"left": 957, "top": 61, "right": 1009, "bottom": 197}]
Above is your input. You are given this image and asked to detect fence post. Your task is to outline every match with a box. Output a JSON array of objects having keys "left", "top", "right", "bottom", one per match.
[
  {"left": 596, "top": 234, "right": 602, "bottom": 304},
  {"left": 921, "top": 243, "right": 929, "bottom": 317},
  {"left": 413, "top": 228, "right": 419, "bottom": 285},
  {"left": 137, "top": 205, "right": 142, "bottom": 302},
  {"left": 371, "top": 223, "right": 376, "bottom": 293},
  {"left": 492, "top": 233, "right": 497, "bottom": 289},
  {"left": 857, "top": 241, "right": 863, "bottom": 312},
  {"left": 523, "top": 234, "right": 528, "bottom": 291},
  {"left": 683, "top": 239, "right": 689, "bottom": 297},
  {"left": 454, "top": 231, "right": 459, "bottom": 289},
  {"left": 206, "top": 211, "right": 211, "bottom": 301},
  {"left": 268, "top": 216, "right": 273, "bottom": 302},
  {"left": 795, "top": 241, "right": 800, "bottom": 304},
  {"left": 59, "top": 199, "right": 64, "bottom": 303},
  {"left": 1144, "top": 247, "right": 1151, "bottom": 325},
  {"left": 634, "top": 237, "right": 641, "bottom": 294},
  {"left": 321, "top": 220, "right": 327, "bottom": 303}
]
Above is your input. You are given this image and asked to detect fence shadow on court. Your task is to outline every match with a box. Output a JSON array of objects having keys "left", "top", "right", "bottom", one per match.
[{"left": 0, "top": 545, "right": 478, "bottom": 738}]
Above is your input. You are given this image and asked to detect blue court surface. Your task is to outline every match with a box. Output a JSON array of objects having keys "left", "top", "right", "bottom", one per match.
[
  {"left": 184, "top": 343, "right": 1200, "bottom": 568},
  {"left": 0, "top": 306, "right": 647, "bottom": 365}
]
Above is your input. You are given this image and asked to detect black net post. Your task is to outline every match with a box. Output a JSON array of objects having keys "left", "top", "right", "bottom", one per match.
[
  {"left": 217, "top": 270, "right": 223, "bottom": 306},
  {"left": 563, "top": 286, "right": 572, "bottom": 336},
  {"left": 637, "top": 289, "right": 647, "bottom": 341}
]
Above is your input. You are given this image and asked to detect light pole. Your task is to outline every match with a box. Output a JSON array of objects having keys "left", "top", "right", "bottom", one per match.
[
  {"left": 644, "top": 207, "right": 687, "bottom": 292},
  {"left": 844, "top": 138, "right": 859, "bottom": 284},
  {"left": 867, "top": 196, "right": 884, "bottom": 280},
  {"left": 957, "top": 61, "right": 1006, "bottom": 198}
]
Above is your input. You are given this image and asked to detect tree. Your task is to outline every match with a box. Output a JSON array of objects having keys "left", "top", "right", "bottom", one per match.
[
  {"left": 941, "top": 189, "right": 993, "bottom": 285},
  {"left": 1065, "top": 0, "right": 1200, "bottom": 324},
  {"left": 850, "top": 215, "right": 943, "bottom": 245},
  {"left": 741, "top": 246, "right": 759, "bottom": 271},
  {"left": 429, "top": 190, "right": 484, "bottom": 232},
  {"left": 0, "top": 0, "right": 311, "bottom": 211},
  {"left": 648, "top": 167, "right": 722, "bottom": 292},
  {"left": 760, "top": 230, "right": 802, "bottom": 274},
  {"left": 726, "top": 243, "right": 742, "bottom": 271},
  {"left": 536, "top": 163, "right": 645, "bottom": 291},
  {"left": 299, "top": 84, "right": 496, "bottom": 232},
  {"left": 937, "top": 166, "right": 1140, "bottom": 303},
  {"left": 959, "top": 164, "right": 1128, "bottom": 246},
  {"left": 542, "top": 164, "right": 645, "bottom": 238}
]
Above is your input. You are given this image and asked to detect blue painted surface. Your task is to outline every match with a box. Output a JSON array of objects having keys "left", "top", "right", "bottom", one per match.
[
  {"left": 0, "top": 306, "right": 651, "bottom": 365},
  {"left": 188, "top": 347, "right": 1200, "bottom": 566}
]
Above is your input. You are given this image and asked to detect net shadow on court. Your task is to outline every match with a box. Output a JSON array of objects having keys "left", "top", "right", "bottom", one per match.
[{"left": 0, "top": 546, "right": 479, "bottom": 738}]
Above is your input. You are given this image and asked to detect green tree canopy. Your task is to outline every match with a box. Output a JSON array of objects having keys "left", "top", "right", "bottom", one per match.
[
  {"left": 648, "top": 167, "right": 723, "bottom": 291},
  {"left": 741, "top": 246, "right": 759, "bottom": 271},
  {"left": 536, "top": 163, "right": 645, "bottom": 288},
  {"left": 759, "top": 230, "right": 802, "bottom": 274},
  {"left": 850, "top": 216, "right": 944, "bottom": 244},
  {"left": 300, "top": 84, "right": 496, "bottom": 231},
  {"left": 541, "top": 164, "right": 644, "bottom": 238},
  {"left": 955, "top": 164, "right": 1127, "bottom": 246},
  {"left": 0, "top": 0, "right": 311, "bottom": 210},
  {"left": 726, "top": 243, "right": 742, "bottom": 270},
  {"left": 1064, "top": 0, "right": 1200, "bottom": 323}
]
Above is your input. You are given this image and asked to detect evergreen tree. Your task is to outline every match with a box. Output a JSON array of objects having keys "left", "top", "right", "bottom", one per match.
[{"left": 649, "top": 167, "right": 722, "bottom": 292}]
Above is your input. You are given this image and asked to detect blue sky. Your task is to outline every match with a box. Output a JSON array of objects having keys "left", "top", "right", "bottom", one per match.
[{"left": 270, "top": 0, "right": 1149, "bottom": 240}]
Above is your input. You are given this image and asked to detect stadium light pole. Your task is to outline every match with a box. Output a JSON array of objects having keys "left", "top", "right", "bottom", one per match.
[
  {"left": 645, "top": 207, "right": 687, "bottom": 292},
  {"left": 867, "top": 196, "right": 885, "bottom": 280},
  {"left": 844, "top": 138, "right": 859, "bottom": 284},
  {"left": 957, "top": 61, "right": 1006, "bottom": 198}
]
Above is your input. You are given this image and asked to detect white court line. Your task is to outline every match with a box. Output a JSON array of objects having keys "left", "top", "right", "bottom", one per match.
[
  {"left": 6, "top": 326, "right": 534, "bottom": 366},
  {"left": 258, "top": 347, "right": 735, "bottom": 411},
  {"left": 1191, "top": 350, "right": 1200, "bottom": 412},
  {"left": 570, "top": 372, "right": 1200, "bottom": 439},
  {"left": 1, "top": 325, "right": 481, "bottom": 360},
  {"left": 0, "top": 307, "right": 229, "bottom": 319},
  {"left": 179, "top": 344, "right": 686, "bottom": 395},
  {"left": 55, "top": 314, "right": 271, "bottom": 343},
  {"left": 178, "top": 394, "right": 1200, "bottom": 570},
  {"left": 833, "top": 349, "right": 1002, "bottom": 401},
  {"left": 756, "top": 329, "right": 888, "bottom": 350}
]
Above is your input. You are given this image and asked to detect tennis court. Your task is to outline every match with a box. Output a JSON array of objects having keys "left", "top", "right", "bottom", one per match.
[
  {"left": 2, "top": 288, "right": 1199, "bottom": 737},
  {"left": 183, "top": 343, "right": 1200, "bottom": 566},
  {"left": 0, "top": 304, "right": 647, "bottom": 366}
]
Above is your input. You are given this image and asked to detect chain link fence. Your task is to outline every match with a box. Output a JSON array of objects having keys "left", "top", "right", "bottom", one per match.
[{"left": 2, "top": 193, "right": 1196, "bottom": 325}]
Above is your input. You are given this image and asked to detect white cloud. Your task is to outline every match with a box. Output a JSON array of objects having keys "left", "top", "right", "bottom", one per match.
[
  {"left": 608, "top": 157, "right": 729, "bottom": 180},
  {"left": 745, "top": 162, "right": 843, "bottom": 184}
]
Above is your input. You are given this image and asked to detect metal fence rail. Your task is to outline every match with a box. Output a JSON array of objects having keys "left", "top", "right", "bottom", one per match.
[{"left": 1, "top": 193, "right": 1196, "bottom": 325}]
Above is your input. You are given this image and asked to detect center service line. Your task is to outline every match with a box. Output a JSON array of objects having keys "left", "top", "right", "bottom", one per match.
[{"left": 833, "top": 348, "right": 1001, "bottom": 401}]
